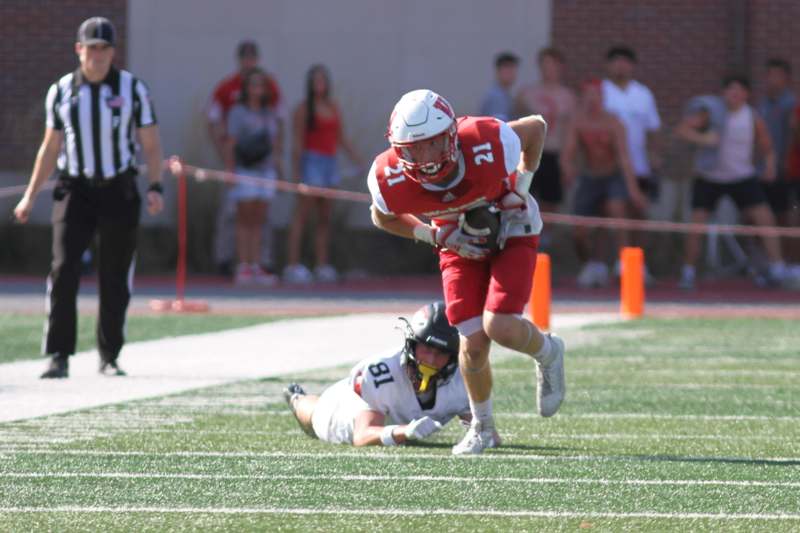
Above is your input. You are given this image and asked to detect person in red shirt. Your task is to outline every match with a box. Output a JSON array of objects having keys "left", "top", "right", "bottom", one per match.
[
  {"left": 367, "top": 89, "right": 566, "bottom": 455},
  {"left": 284, "top": 64, "right": 362, "bottom": 283},
  {"left": 207, "top": 40, "right": 282, "bottom": 277},
  {"left": 207, "top": 41, "right": 281, "bottom": 158}
]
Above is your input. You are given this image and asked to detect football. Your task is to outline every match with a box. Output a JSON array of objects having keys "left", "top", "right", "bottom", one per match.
[{"left": 461, "top": 205, "right": 501, "bottom": 252}]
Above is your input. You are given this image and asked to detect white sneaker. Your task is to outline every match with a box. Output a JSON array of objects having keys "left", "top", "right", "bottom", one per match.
[
  {"left": 283, "top": 264, "right": 313, "bottom": 284},
  {"left": 678, "top": 265, "right": 696, "bottom": 291},
  {"left": 234, "top": 263, "right": 253, "bottom": 285},
  {"left": 577, "top": 261, "right": 609, "bottom": 288},
  {"left": 452, "top": 421, "right": 501, "bottom": 456},
  {"left": 314, "top": 264, "right": 339, "bottom": 283},
  {"left": 251, "top": 265, "right": 278, "bottom": 286},
  {"left": 615, "top": 259, "right": 656, "bottom": 286},
  {"left": 537, "top": 334, "right": 566, "bottom": 417}
]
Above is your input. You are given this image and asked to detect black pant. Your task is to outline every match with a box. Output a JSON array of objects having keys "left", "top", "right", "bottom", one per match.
[{"left": 45, "top": 172, "right": 141, "bottom": 360}]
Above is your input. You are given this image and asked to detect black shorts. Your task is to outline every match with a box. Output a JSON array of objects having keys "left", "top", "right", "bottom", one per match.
[
  {"left": 691, "top": 176, "right": 768, "bottom": 211},
  {"left": 637, "top": 176, "right": 659, "bottom": 201},
  {"left": 530, "top": 151, "right": 563, "bottom": 205},
  {"left": 761, "top": 177, "right": 795, "bottom": 214}
]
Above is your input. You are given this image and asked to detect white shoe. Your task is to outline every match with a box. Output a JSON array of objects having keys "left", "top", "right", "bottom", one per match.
[
  {"left": 314, "top": 264, "right": 339, "bottom": 283},
  {"left": 537, "top": 334, "right": 566, "bottom": 417},
  {"left": 678, "top": 265, "right": 696, "bottom": 291},
  {"left": 283, "top": 264, "right": 313, "bottom": 284},
  {"left": 234, "top": 263, "right": 253, "bottom": 285},
  {"left": 577, "top": 261, "right": 609, "bottom": 288},
  {"left": 251, "top": 265, "right": 278, "bottom": 286},
  {"left": 616, "top": 259, "right": 656, "bottom": 286},
  {"left": 451, "top": 421, "right": 501, "bottom": 456}
]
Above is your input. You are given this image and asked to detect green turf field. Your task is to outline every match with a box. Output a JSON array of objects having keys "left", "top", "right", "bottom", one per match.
[
  {"left": 1, "top": 317, "right": 798, "bottom": 531},
  {"left": 0, "top": 313, "right": 286, "bottom": 364}
]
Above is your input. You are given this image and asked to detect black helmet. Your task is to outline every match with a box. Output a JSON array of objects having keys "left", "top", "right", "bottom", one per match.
[{"left": 399, "top": 302, "right": 460, "bottom": 392}]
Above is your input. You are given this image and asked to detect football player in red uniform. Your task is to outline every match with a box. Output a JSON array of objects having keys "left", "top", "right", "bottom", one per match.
[{"left": 367, "top": 89, "right": 566, "bottom": 455}]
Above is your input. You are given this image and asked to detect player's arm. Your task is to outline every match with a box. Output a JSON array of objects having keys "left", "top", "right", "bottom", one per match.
[
  {"left": 14, "top": 127, "right": 63, "bottom": 224},
  {"left": 370, "top": 206, "right": 425, "bottom": 239},
  {"left": 352, "top": 410, "right": 442, "bottom": 447},
  {"left": 612, "top": 118, "right": 647, "bottom": 211},
  {"left": 508, "top": 114, "right": 547, "bottom": 175},
  {"left": 754, "top": 114, "right": 777, "bottom": 182}
]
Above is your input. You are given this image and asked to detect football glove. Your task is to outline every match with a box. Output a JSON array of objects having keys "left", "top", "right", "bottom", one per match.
[
  {"left": 435, "top": 224, "right": 490, "bottom": 260},
  {"left": 404, "top": 416, "right": 443, "bottom": 440}
]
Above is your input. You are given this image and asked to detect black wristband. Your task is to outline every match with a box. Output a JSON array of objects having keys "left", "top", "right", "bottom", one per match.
[{"left": 147, "top": 182, "right": 164, "bottom": 194}]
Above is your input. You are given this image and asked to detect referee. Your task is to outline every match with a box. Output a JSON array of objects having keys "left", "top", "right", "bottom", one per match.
[{"left": 14, "top": 17, "right": 164, "bottom": 379}]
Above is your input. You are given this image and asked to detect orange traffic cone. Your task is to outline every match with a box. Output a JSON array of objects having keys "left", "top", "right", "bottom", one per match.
[
  {"left": 530, "top": 253, "right": 551, "bottom": 331},
  {"left": 620, "top": 247, "right": 644, "bottom": 319}
]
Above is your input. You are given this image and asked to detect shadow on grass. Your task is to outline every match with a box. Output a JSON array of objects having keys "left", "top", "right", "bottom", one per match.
[{"left": 630, "top": 454, "right": 800, "bottom": 467}]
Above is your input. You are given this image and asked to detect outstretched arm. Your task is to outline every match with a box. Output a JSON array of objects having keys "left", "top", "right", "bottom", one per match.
[{"left": 352, "top": 410, "right": 442, "bottom": 447}]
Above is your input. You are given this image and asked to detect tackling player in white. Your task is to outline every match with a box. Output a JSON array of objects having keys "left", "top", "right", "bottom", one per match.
[{"left": 283, "top": 302, "right": 497, "bottom": 447}]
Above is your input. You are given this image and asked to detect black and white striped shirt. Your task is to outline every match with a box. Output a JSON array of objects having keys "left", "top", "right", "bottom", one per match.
[{"left": 45, "top": 67, "right": 157, "bottom": 179}]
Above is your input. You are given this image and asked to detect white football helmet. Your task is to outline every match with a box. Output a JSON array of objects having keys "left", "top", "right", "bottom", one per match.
[{"left": 387, "top": 89, "right": 458, "bottom": 184}]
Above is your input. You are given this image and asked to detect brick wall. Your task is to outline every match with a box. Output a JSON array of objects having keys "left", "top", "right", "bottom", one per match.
[
  {"left": 553, "top": 0, "right": 730, "bottom": 130},
  {"left": 748, "top": 0, "right": 800, "bottom": 97},
  {"left": 552, "top": 0, "right": 799, "bottom": 130},
  {"left": 0, "top": 1, "right": 127, "bottom": 171}
]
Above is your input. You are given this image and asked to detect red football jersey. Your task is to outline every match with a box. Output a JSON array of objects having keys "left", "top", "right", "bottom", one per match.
[{"left": 368, "top": 117, "right": 522, "bottom": 221}]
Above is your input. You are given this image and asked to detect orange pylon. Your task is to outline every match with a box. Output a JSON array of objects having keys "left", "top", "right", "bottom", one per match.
[
  {"left": 530, "top": 253, "right": 551, "bottom": 331},
  {"left": 620, "top": 247, "right": 645, "bottom": 319}
]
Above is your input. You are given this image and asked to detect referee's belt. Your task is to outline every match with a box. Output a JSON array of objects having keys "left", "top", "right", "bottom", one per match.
[{"left": 60, "top": 168, "right": 137, "bottom": 187}]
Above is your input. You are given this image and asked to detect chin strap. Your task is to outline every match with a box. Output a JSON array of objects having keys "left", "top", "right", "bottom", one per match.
[{"left": 417, "top": 363, "right": 439, "bottom": 392}]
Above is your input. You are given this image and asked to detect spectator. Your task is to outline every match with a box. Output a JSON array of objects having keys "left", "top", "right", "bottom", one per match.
[
  {"left": 603, "top": 45, "right": 661, "bottom": 280},
  {"left": 561, "top": 80, "right": 642, "bottom": 288},
  {"left": 516, "top": 47, "right": 576, "bottom": 215},
  {"left": 479, "top": 52, "right": 520, "bottom": 122},
  {"left": 225, "top": 68, "right": 283, "bottom": 285},
  {"left": 788, "top": 103, "right": 800, "bottom": 264},
  {"left": 207, "top": 40, "right": 282, "bottom": 276},
  {"left": 284, "top": 64, "right": 362, "bottom": 284},
  {"left": 675, "top": 75, "right": 795, "bottom": 289},
  {"left": 757, "top": 58, "right": 797, "bottom": 253}
]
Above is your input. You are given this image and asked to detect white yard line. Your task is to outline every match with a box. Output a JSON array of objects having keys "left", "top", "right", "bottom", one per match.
[
  {"left": 5, "top": 449, "right": 799, "bottom": 463},
  {"left": 0, "top": 506, "right": 798, "bottom": 520},
  {"left": 2, "top": 472, "right": 799, "bottom": 489},
  {"left": 0, "top": 313, "right": 615, "bottom": 424},
  {"left": 3, "top": 428, "right": 790, "bottom": 442}
]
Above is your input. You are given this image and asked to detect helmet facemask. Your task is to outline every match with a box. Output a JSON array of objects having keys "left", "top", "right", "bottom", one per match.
[
  {"left": 398, "top": 311, "right": 459, "bottom": 394},
  {"left": 392, "top": 124, "right": 458, "bottom": 185}
]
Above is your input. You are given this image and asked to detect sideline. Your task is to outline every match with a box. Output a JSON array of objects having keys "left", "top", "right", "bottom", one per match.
[{"left": 0, "top": 313, "right": 615, "bottom": 423}]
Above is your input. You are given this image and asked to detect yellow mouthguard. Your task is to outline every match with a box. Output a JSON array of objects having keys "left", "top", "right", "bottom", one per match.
[{"left": 417, "top": 363, "right": 438, "bottom": 392}]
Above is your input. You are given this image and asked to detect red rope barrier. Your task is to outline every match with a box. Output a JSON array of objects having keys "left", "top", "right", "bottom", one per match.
[{"left": 166, "top": 156, "right": 800, "bottom": 239}]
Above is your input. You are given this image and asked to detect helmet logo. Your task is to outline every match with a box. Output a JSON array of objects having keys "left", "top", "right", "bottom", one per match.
[
  {"left": 425, "top": 335, "right": 448, "bottom": 348},
  {"left": 433, "top": 96, "right": 454, "bottom": 118}
]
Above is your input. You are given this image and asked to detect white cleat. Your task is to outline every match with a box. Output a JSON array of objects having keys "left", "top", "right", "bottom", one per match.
[
  {"left": 451, "top": 421, "right": 501, "bottom": 456},
  {"left": 537, "top": 334, "right": 566, "bottom": 417}
]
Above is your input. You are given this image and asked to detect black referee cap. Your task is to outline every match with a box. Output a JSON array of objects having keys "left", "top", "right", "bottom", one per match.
[{"left": 78, "top": 17, "right": 116, "bottom": 47}]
